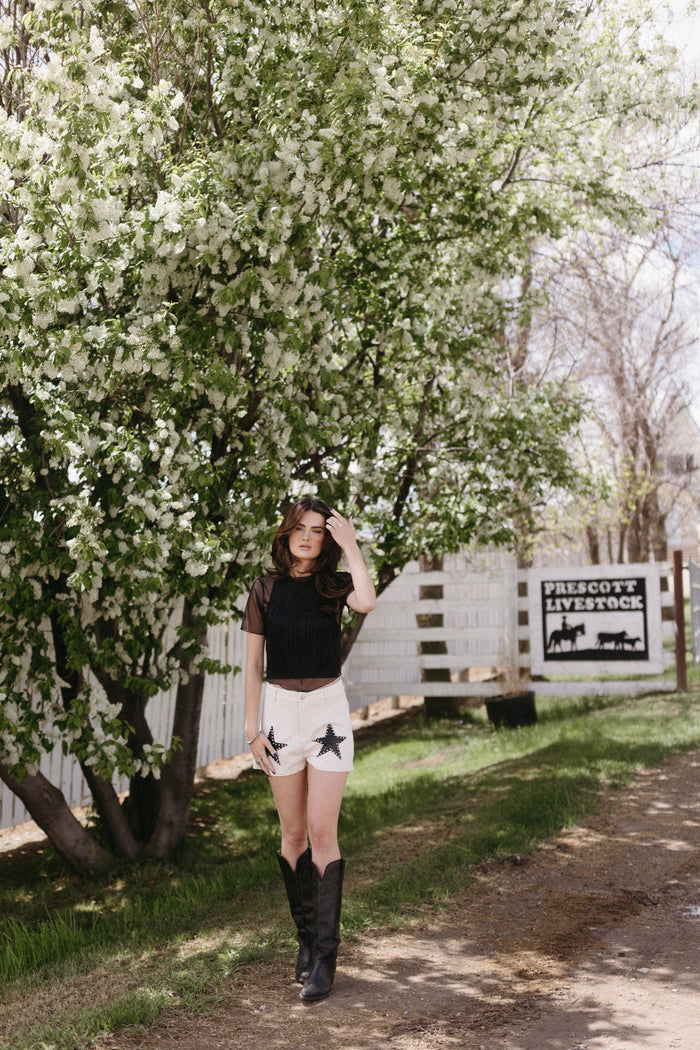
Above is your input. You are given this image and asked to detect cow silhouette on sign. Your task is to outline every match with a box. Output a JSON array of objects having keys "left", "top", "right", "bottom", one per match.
[{"left": 596, "top": 630, "right": 628, "bottom": 650}]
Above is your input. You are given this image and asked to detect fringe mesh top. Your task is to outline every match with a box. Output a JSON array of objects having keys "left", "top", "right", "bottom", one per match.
[{"left": 242, "top": 573, "right": 353, "bottom": 690}]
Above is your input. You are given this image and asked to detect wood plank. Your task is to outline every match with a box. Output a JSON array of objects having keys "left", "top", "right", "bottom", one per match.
[
  {"left": 352, "top": 627, "right": 503, "bottom": 642},
  {"left": 374, "top": 599, "right": 507, "bottom": 615},
  {"left": 386, "top": 570, "right": 505, "bottom": 586},
  {"left": 349, "top": 653, "right": 502, "bottom": 670},
  {"left": 532, "top": 679, "right": 674, "bottom": 696},
  {"left": 346, "top": 680, "right": 503, "bottom": 697},
  {"left": 346, "top": 675, "right": 675, "bottom": 701}
]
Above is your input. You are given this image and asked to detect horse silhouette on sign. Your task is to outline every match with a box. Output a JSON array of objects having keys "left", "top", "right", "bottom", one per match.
[{"left": 547, "top": 622, "right": 585, "bottom": 652}]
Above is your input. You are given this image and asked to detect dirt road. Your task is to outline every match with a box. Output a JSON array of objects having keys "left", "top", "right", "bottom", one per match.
[{"left": 90, "top": 747, "right": 700, "bottom": 1050}]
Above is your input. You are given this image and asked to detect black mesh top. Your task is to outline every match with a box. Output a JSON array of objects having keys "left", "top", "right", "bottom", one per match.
[{"left": 242, "top": 573, "right": 354, "bottom": 683}]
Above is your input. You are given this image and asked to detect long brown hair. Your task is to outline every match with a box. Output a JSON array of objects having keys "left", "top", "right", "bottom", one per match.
[{"left": 271, "top": 497, "right": 349, "bottom": 614}]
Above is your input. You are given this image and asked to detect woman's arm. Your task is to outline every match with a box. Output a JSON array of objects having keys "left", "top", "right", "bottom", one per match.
[
  {"left": 244, "top": 632, "right": 273, "bottom": 770},
  {"left": 326, "top": 509, "right": 376, "bottom": 614}
]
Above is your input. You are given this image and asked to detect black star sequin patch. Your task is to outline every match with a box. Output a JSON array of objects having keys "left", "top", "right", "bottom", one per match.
[
  {"left": 267, "top": 726, "right": 288, "bottom": 764},
  {"left": 314, "top": 724, "right": 346, "bottom": 760}
]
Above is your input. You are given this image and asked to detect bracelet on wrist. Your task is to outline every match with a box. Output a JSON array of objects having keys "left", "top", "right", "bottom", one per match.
[{"left": 247, "top": 730, "right": 262, "bottom": 746}]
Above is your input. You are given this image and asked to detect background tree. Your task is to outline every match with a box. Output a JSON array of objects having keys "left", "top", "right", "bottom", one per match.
[
  {"left": 571, "top": 228, "right": 698, "bottom": 562},
  {"left": 511, "top": 208, "right": 700, "bottom": 564},
  {"left": 0, "top": 0, "right": 693, "bottom": 869}
]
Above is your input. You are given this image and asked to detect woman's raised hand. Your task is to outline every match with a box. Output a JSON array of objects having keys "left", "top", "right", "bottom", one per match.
[{"left": 325, "top": 508, "right": 358, "bottom": 551}]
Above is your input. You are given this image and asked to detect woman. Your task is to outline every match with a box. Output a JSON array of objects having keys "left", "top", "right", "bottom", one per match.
[{"left": 242, "top": 497, "right": 376, "bottom": 1002}]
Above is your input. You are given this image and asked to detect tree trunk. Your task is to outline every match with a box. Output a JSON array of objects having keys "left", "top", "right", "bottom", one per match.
[
  {"left": 121, "top": 691, "right": 161, "bottom": 844},
  {"left": 146, "top": 672, "right": 205, "bottom": 859},
  {"left": 617, "top": 522, "right": 627, "bottom": 564},
  {"left": 80, "top": 761, "right": 141, "bottom": 861},
  {"left": 652, "top": 511, "right": 668, "bottom": 562},
  {"left": 340, "top": 611, "right": 367, "bottom": 664},
  {"left": 585, "top": 524, "right": 601, "bottom": 565},
  {"left": 645, "top": 487, "right": 667, "bottom": 562},
  {"left": 0, "top": 760, "right": 113, "bottom": 871},
  {"left": 0, "top": 598, "right": 210, "bottom": 868},
  {"left": 627, "top": 505, "right": 645, "bottom": 563},
  {"left": 418, "top": 554, "right": 462, "bottom": 718},
  {"left": 339, "top": 563, "right": 399, "bottom": 663},
  {"left": 145, "top": 599, "right": 207, "bottom": 859}
]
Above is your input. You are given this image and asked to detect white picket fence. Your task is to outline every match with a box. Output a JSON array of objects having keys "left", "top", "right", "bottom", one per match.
[
  {"left": 690, "top": 558, "right": 700, "bottom": 664},
  {"left": 0, "top": 553, "right": 679, "bottom": 832}
]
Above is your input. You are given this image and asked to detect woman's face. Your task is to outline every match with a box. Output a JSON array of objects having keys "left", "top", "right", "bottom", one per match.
[{"left": 288, "top": 510, "right": 327, "bottom": 570}]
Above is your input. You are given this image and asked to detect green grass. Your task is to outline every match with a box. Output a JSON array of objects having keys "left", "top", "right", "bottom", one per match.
[{"left": 1, "top": 689, "right": 700, "bottom": 1049}]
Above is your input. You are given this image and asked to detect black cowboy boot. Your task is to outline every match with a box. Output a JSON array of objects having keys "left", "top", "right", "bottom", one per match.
[
  {"left": 300, "top": 857, "right": 345, "bottom": 1003},
  {"left": 277, "top": 848, "right": 315, "bottom": 982}
]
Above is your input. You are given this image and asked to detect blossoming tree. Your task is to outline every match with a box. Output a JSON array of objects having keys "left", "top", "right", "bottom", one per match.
[{"left": 0, "top": 0, "right": 690, "bottom": 868}]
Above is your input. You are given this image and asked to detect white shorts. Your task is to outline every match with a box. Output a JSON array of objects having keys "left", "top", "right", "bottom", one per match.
[{"left": 256, "top": 678, "right": 354, "bottom": 776}]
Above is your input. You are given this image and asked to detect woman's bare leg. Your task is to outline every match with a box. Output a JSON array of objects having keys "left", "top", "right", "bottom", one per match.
[
  {"left": 269, "top": 768, "right": 309, "bottom": 866},
  {"left": 306, "top": 767, "right": 348, "bottom": 874}
]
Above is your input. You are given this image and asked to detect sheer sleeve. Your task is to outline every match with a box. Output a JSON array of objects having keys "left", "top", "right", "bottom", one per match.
[{"left": 241, "top": 577, "right": 267, "bottom": 635}]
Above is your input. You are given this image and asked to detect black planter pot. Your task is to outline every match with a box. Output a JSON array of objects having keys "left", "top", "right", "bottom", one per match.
[{"left": 485, "top": 690, "right": 537, "bottom": 729}]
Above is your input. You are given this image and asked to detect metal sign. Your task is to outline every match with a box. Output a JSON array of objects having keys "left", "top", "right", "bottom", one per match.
[{"left": 528, "top": 563, "right": 664, "bottom": 676}]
